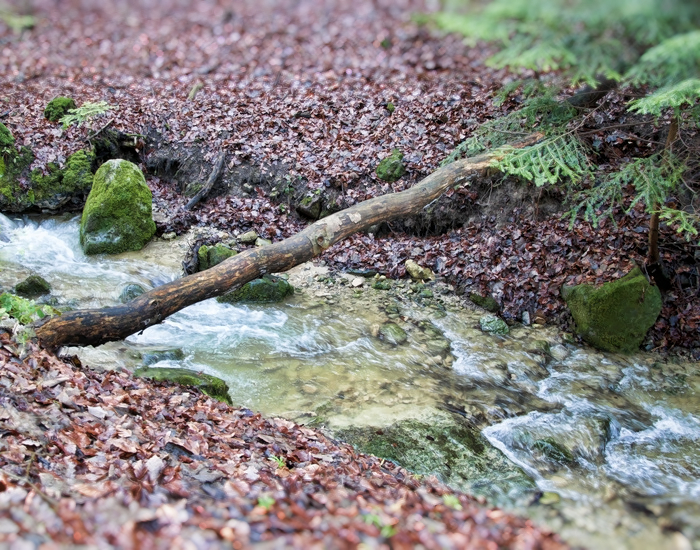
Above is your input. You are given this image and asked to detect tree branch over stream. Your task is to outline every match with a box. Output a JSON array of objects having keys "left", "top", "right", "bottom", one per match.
[{"left": 34, "top": 133, "right": 543, "bottom": 349}]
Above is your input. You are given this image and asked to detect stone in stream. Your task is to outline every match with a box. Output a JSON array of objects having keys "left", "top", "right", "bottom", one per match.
[
  {"left": 14, "top": 275, "right": 51, "bottom": 298},
  {"left": 479, "top": 314, "right": 509, "bottom": 336},
  {"left": 134, "top": 366, "right": 232, "bottom": 405},
  {"left": 336, "top": 413, "right": 537, "bottom": 507},
  {"left": 561, "top": 266, "right": 662, "bottom": 353},
  {"left": 118, "top": 283, "right": 146, "bottom": 303},
  {"left": 378, "top": 322, "right": 408, "bottom": 345},
  {"left": 80, "top": 159, "right": 156, "bottom": 255},
  {"left": 217, "top": 274, "right": 293, "bottom": 304}
]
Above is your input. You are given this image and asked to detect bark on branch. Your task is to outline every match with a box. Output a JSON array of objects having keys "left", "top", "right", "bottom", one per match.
[{"left": 35, "top": 133, "right": 543, "bottom": 348}]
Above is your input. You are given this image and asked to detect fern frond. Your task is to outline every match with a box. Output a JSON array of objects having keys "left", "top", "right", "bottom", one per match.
[
  {"left": 658, "top": 208, "right": 700, "bottom": 240},
  {"left": 493, "top": 134, "right": 592, "bottom": 187},
  {"left": 60, "top": 101, "right": 114, "bottom": 129},
  {"left": 629, "top": 79, "right": 700, "bottom": 117},
  {"left": 626, "top": 31, "right": 700, "bottom": 87}
]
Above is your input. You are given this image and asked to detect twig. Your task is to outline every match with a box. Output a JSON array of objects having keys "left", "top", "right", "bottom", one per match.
[
  {"left": 86, "top": 117, "right": 115, "bottom": 141},
  {"left": 184, "top": 152, "right": 227, "bottom": 211}
]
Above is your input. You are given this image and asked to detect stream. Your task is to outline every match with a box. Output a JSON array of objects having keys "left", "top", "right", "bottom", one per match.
[{"left": 0, "top": 213, "right": 698, "bottom": 550}]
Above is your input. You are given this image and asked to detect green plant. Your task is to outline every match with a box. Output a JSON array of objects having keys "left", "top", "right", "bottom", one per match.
[
  {"left": 0, "top": 4, "right": 35, "bottom": 33},
  {"left": 442, "top": 494, "right": 463, "bottom": 511},
  {"left": 362, "top": 513, "right": 397, "bottom": 538},
  {"left": 60, "top": 101, "right": 114, "bottom": 129},
  {"left": 257, "top": 495, "right": 275, "bottom": 510},
  {"left": 432, "top": 0, "right": 700, "bottom": 273},
  {"left": 269, "top": 455, "right": 286, "bottom": 468},
  {"left": 0, "top": 293, "right": 58, "bottom": 325}
]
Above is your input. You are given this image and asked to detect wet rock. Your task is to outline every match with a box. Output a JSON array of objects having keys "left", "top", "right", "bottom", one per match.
[
  {"left": 197, "top": 243, "right": 237, "bottom": 271},
  {"left": 14, "top": 275, "right": 51, "bottom": 298},
  {"left": 118, "top": 283, "right": 146, "bottom": 303},
  {"left": 218, "top": 274, "right": 293, "bottom": 304},
  {"left": 140, "top": 348, "right": 186, "bottom": 366},
  {"left": 372, "top": 279, "right": 392, "bottom": 290},
  {"left": 561, "top": 266, "right": 662, "bottom": 353},
  {"left": 134, "top": 366, "right": 232, "bottom": 405},
  {"left": 479, "top": 315, "right": 509, "bottom": 336},
  {"left": 469, "top": 292, "right": 500, "bottom": 313},
  {"left": 336, "top": 413, "right": 537, "bottom": 506},
  {"left": 405, "top": 259, "right": 433, "bottom": 281},
  {"left": 44, "top": 96, "right": 76, "bottom": 122},
  {"left": 80, "top": 159, "right": 156, "bottom": 255},
  {"left": 549, "top": 344, "right": 569, "bottom": 362},
  {"left": 378, "top": 322, "right": 408, "bottom": 345},
  {"left": 375, "top": 148, "right": 406, "bottom": 182},
  {"left": 237, "top": 230, "right": 258, "bottom": 244}
]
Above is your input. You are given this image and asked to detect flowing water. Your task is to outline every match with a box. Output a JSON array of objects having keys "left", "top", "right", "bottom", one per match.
[{"left": 1, "top": 214, "right": 698, "bottom": 550}]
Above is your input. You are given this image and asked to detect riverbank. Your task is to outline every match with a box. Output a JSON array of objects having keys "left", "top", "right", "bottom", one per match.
[{"left": 0, "top": 329, "right": 567, "bottom": 549}]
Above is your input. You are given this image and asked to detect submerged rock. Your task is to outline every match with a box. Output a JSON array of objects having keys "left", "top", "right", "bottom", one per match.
[
  {"left": 118, "top": 283, "right": 146, "bottom": 303},
  {"left": 80, "top": 159, "right": 156, "bottom": 255},
  {"left": 44, "top": 96, "right": 76, "bottom": 122},
  {"left": 337, "top": 413, "right": 536, "bottom": 506},
  {"left": 479, "top": 315, "right": 509, "bottom": 336},
  {"left": 378, "top": 322, "right": 408, "bottom": 345},
  {"left": 375, "top": 148, "right": 406, "bottom": 182},
  {"left": 197, "top": 243, "right": 237, "bottom": 271},
  {"left": 561, "top": 266, "right": 662, "bottom": 353},
  {"left": 14, "top": 275, "right": 51, "bottom": 298},
  {"left": 218, "top": 274, "right": 293, "bottom": 304},
  {"left": 134, "top": 366, "right": 232, "bottom": 405}
]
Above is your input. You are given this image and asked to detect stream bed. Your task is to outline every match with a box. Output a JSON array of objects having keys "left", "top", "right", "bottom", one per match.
[{"left": 1, "top": 214, "right": 698, "bottom": 550}]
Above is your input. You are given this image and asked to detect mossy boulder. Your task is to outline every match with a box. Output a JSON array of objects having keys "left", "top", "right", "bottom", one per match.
[
  {"left": 378, "top": 322, "right": 408, "bottom": 345},
  {"left": 44, "top": 96, "right": 76, "bottom": 122},
  {"left": 134, "top": 366, "right": 232, "bottom": 405},
  {"left": 375, "top": 148, "right": 406, "bottom": 182},
  {"left": 336, "top": 414, "right": 536, "bottom": 506},
  {"left": 0, "top": 145, "right": 94, "bottom": 212},
  {"left": 197, "top": 243, "right": 237, "bottom": 271},
  {"left": 561, "top": 266, "right": 662, "bottom": 353},
  {"left": 0, "top": 123, "right": 14, "bottom": 150},
  {"left": 14, "top": 275, "right": 51, "bottom": 298},
  {"left": 479, "top": 315, "right": 509, "bottom": 336},
  {"left": 80, "top": 159, "right": 156, "bottom": 255},
  {"left": 469, "top": 292, "right": 500, "bottom": 313},
  {"left": 217, "top": 275, "right": 293, "bottom": 304}
]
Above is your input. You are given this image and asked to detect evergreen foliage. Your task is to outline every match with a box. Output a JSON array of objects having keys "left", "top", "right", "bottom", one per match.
[
  {"left": 60, "top": 101, "right": 113, "bottom": 128},
  {"left": 433, "top": 0, "right": 700, "bottom": 245}
]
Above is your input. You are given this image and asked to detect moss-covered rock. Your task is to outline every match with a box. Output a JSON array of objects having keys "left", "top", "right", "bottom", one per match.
[
  {"left": 469, "top": 292, "right": 500, "bottom": 313},
  {"left": 197, "top": 243, "right": 237, "bottom": 271},
  {"left": 218, "top": 275, "right": 293, "bottom": 304},
  {"left": 118, "top": 283, "right": 145, "bottom": 303},
  {"left": 14, "top": 275, "right": 51, "bottom": 298},
  {"left": 0, "top": 145, "right": 94, "bottom": 213},
  {"left": 134, "top": 366, "right": 232, "bottom": 405},
  {"left": 44, "top": 96, "right": 76, "bottom": 122},
  {"left": 375, "top": 148, "right": 406, "bottom": 182},
  {"left": 0, "top": 123, "right": 14, "bottom": 150},
  {"left": 378, "top": 322, "right": 408, "bottom": 345},
  {"left": 561, "top": 266, "right": 662, "bottom": 353},
  {"left": 80, "top": 159, "right": 156, "bottom": 255},
  {"left": 336, "top": 414, "right": 536, "bottom": 506},
  {"left": 405, "top": 259, "right": 433, "bottom": 281},
  {"left": 479, "top": 315, "right": 509, "bottom": 336}
]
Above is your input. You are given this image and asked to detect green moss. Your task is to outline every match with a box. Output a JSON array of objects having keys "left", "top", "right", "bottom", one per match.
[
  {"left": 534, "top": 438, "right": 575, "bottom": 464},
  {"left": 337, "top": 415, "right": 536, "bottom": 506},
  {"left": 469, "top": 292, "right": 500, "bottom": 313},
  {"left": 79, "top": 159, "right": 156, "bottom": 255},
  {"left": 218, "top": 275, "right": 293, "bottom": 304},
  {"left": 0, "top": 122, "right": 14, "bottom": 150},
  {"left": 134, "top": 366, "right": 233, "bottom": 405},
  {"left": 14, "top": 275, "right": 51, "bottom": 298},
  {"left": 561, "top": 266, "right": 662, "bottom": 353},
  {"left": 62, "top": 149, "right": 95, "bottom": 191},
  {"left": 0, "top": 146, "right": 34, "bottom": 209},
  {"left": 376, "top": 148, "right": 406, "bottom": 182},
  {"left": 198, "top": 243, "right": 237, "bottom": 271},
  {"left": 479, "top": 315, "right": 509, "bottom": 335},
  {"left": 378, "top": 322, "right": 408, "bottom": 345},
  {"left": 44, "top": 96, "right": 76, "bottom": 122}
]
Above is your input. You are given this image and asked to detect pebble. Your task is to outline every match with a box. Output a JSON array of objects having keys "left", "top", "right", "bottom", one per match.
[{"left": 351, "top": 277, "right": 364, "bottom": 287}]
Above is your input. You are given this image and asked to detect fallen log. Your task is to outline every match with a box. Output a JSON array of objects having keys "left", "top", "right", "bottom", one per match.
[{"left": 35, "top": 133, "right": 543, "bottom": 348}]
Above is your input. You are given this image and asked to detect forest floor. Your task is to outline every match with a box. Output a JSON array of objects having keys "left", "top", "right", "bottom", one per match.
[{"left": 0, "top": 0, "right": 697, "bottom": 547}]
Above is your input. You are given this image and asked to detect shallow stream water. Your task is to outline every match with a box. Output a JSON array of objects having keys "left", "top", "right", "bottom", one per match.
[{"left": 1, "top": 214, "right": 698, "bottom": 550}]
